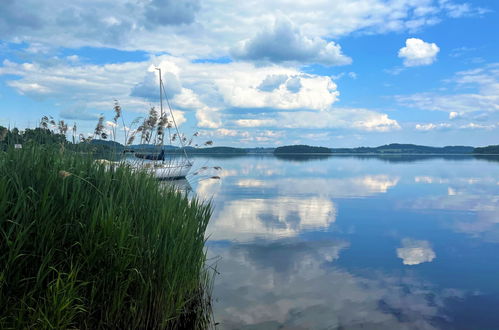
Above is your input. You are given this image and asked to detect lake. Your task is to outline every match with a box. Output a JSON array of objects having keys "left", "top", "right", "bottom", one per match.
[{"left": 188, "top": 154, "right": 499, "bottom": 329}]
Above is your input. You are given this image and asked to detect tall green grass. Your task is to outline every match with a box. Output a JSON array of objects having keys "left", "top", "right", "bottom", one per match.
[{"left": 0, "top": 146, "right": 213, "bottom": 329}]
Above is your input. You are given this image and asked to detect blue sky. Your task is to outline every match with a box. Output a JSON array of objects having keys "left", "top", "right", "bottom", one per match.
[{"left": 0, "top": 0, "right": 498, "bottom": 147}]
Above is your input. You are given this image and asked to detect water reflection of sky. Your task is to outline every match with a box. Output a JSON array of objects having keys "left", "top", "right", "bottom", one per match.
[{"left": 189, "top": 155, "right": 499, "bottom": 329}]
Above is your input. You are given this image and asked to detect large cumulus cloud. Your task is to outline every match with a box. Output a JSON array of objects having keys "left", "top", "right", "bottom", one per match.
[
  {"left": 0, "top": 0, "right": 487, "bottom": 60},
  {"left": 0, "top": 0, "right": 201, "bottom": 50},
  {"left": 0, "top": 55, "right": 401, "bottom": 140},
  {"left": 232, "top": 18, "right": 352, "bottom": 66}
]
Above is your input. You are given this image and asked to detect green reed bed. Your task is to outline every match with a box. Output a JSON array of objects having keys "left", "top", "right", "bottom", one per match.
[{"left": 0, "top": 146, "right": 212, "bottom": 329}]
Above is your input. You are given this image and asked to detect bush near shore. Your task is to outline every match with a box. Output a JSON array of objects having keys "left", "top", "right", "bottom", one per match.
[{"left": 0, "top": 146, "right": 212, "bottom": 329}]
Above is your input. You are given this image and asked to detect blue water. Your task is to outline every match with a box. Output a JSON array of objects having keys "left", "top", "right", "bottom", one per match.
[{"left": 189, "top": 154, "right": 499, "bottom": 329}]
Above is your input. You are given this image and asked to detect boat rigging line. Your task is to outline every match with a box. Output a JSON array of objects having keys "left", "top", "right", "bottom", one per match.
[{"left": 155, "top": 68, "right": 190, "bottom": 162}]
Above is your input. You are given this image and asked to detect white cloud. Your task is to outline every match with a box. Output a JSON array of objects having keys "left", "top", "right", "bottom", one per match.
[
  {"left": 397, "top": 239, "right": 436, "bottom": 265},
  {"left": 415, "top": 123, "right": 451, "bottom": 131},
  {"left": 149, "top": 57, "right": 340, "bottom": 113},
  {"left": 215, "top": 128, "right": 240, "bottom": 137},
  {"left": 195, "top": 108, "right": 221, "bottom": 129},
  {"left": 201, "top": 128, "right": 283, "bottom": 145},
  {"left": 458, "top": 122, "right": 496, "bottom": 130},
  {"left": 398, "top": 38, "right": 440, "bottom": 67},
  {"left": 131, "top": 70, "right": 182, "bottom": 100},
  {"left": 214, "top": 128, "right": 251, "bottom": 139},
  {"left": 234, "top": 108, "right": 401, "bottom": 132},
  {"left": 439, "top": 0, "right": 489, "bottom": 18},
  {"left": 0, "top": 54, "right": 398, "bottom": 139},
  {"left": 414, "top": 176, "right": 449, "bottom": 184},
  {"left": 170, "top": 110, "right": 186, "bottom": 127},
  {"left": 1, "top": 0, "right": 491, "bottom": 146},
  {"left": 143, "top": 0, "right": 201, "bottom": 27},
  {"left": 66, "top": 55, "right": 80, "bottom": 63},
  {"left": 105, "top": 120, "right": 117, "bottom": 128},
  {"left": 0, "top": 0, "right": 485, "bottom": 58},
  {"left": 0, "top": 57, "right": 196, "bottom": 133},
  {"left": 396, "top": 64, "right": 499, "bottom": 116},
  {"left": 400, "top": 92, "right": 499, "bottom": 113},
  {"left": 0, "top": 58, "right": 151, "bottom": 113},
  {"left": 218, "top": 70, "right": 339, "bottom": 111},
  {"left": 414, "top": 121, "right": 498, "bottom": 131},
  {"left": 8, "top": 81, "right": 52, "bottom": 95},
  {"left": 234, "top": 119, "right": 276, "bottom": 128},
  {"left": 232, "top": 17, "right": 352, "bottom": 66}
]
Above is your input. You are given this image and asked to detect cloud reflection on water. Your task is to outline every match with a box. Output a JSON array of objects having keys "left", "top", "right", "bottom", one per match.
[
  {"left": 208, "top": 197, "right": 336, "bottom": 241},
  {"left": 410, "top": 176, "right": 499, "bottom": 243},
  {"left": 233, "top": 174, "right": 400, "bottom": 197},
  {"left": 397, "top": 238, "right": 436, "bottom": 265},
  {"left": 209, "top": 238, "right": 456, "bottom": 329},
  {"left": 195, "top": 156, "right": 499, "bottom": 328},
  {"left": 194, "top": 163, "right": 400, "bottom": 241},
  {"left": 202, "top": 174, "right": 399, "bottom": 242}
]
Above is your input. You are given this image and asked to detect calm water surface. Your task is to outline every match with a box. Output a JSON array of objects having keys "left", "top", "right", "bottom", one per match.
[{"left": 188, "top": 155, "right": 499, "bottom": 329}]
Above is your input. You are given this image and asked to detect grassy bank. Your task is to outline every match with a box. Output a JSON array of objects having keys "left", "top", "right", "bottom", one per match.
[{"left": 0, "top": 146, "right": 212, "bottom": 329}]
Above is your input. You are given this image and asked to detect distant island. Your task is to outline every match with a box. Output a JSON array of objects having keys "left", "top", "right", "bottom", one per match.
[
  {"left": 274, "top": 145, "right": 331, "bottom": 154},
  {"left": 331, "top": 143, "right": 475, "bottom": 154},
  {"left": 474, "top": 145, "right": 499, "bottom": 154},
  {"left": 110, "top": 141, "right": 499, "bottom": 155},
  {"left": 2, "top": 126, "right": 497, "bottom": 155},
  {"left": 273, "top": 143, "right": 496, "bottom": 155}
]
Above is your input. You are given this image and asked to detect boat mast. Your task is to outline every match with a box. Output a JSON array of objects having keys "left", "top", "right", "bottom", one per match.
[
  {"left": 156, "top": 68, "right": 163, "bottom": 120},
  {"left": 156, "top": 67, "right": 190, "bottom": 163},
  {"left": 155, "top": 68, "right": 168, "bottom": 146}
]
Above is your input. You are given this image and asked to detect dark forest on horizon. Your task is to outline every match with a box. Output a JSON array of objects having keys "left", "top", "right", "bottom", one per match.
[{"left": 1, "top": 125, "right": 498, "bottom": 155}]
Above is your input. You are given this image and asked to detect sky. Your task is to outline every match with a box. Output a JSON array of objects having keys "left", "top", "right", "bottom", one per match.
[{"left": 0, "top": 0, "right": 498, "bottom": 147}]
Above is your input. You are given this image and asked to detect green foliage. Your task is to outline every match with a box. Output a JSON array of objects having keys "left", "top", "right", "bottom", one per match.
[
  {"left": 474, "top": 145, "right": 499, "bottom": 154},
  {"left": 330, "top": 143, "right": 474, "bottom": 154},
  {"left": 0, "top": 126, "right": 23, "bottom": 146},
  {"left": 0, "top": 126, "right": 8, "bottom": 142},
  {"left": 0, "top": 126, "right": 125, "bottom": 155},
  {"left": 274, "top": 145, "right": 332, "bottom": 154},
  {"left": 273, "top": 143, "right": 477, "bottom": 155},
  {"left": 0, "top": 126, "right": 66, "bottom": 148},
  {"left": 23, "top": 127, "right": 67, "bottom": 145},
  {"left": 0, "top": 146, "right": 212, "bottom": 329}
]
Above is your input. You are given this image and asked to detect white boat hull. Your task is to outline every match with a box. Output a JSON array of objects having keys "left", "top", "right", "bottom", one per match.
[
  {"left": 129, "top": 160, "right": 193, "bottom": 179},
  {"left": 151, "top": 162, "right": 192, "bottom": 179}
]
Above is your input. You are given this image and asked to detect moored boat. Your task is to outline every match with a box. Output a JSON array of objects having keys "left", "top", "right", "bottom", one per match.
[
  {"left": 128, "top": 68, "right": 192, "bottom": 180},
  {"left": 138, "top": 159, "right": 193, "bottom": 179}
]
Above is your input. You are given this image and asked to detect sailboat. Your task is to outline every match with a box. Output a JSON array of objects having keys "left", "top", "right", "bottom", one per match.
[{"left": 129, "top": 68, "right": 192, "bottom": 180}]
